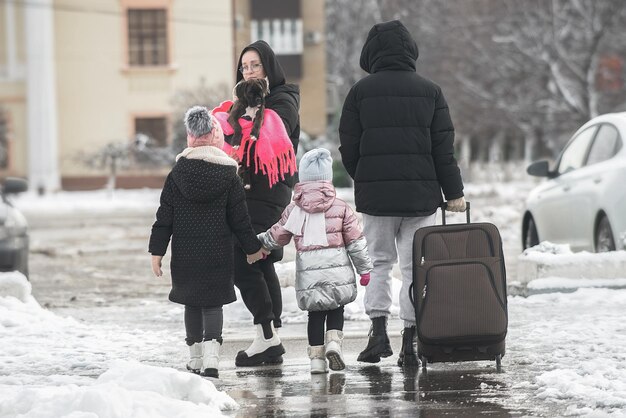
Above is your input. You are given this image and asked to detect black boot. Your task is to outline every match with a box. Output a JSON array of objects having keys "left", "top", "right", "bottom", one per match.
[
  {"left": 397, "top": 326, "right": 419, "bottom": 367},
  {"left": 357, "top": 317, "right": 393, "bottom": 363}
]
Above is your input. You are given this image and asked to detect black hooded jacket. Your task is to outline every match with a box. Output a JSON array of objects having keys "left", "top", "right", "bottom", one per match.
[
  {"left": 231, "top": 40, "right": 301, "bottom": 260},
  {"left": 149, "top": 155, "right": 262, "bottom": 307},
  {"left": 339, "top": 20, "right": 464, "bottom": 217}
]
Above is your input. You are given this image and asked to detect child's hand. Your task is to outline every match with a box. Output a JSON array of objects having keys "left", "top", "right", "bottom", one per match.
[
  {"left": 247, "top": 247, "right": 270, "bottom": 264},
  {"left": 246, "top": 250, "right": 261, "bottom": 264},
  {"left": 360, "top": 273, "right": 371, "bottom": 286},
  {"left": 151, "top": 255, "right": 163, "bottom": 277}
]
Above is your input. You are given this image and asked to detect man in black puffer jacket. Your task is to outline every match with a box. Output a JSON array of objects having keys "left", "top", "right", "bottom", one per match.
[{"left": 339, "top": 20, "right": 466, "bottom": 366}]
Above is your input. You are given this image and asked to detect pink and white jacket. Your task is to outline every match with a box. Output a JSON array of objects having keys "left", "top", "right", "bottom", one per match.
[{"left": 258, "top": 181, "right": 373, "bottom": 312}]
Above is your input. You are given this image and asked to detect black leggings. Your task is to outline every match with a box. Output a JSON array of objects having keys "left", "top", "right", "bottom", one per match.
[
  {"left": 233, "top": 246, "right": 282, "bottom": 327},
  {"left": 184, "top": 305, "right": 223, "bottom": 346},
  {"left": 307, "top": 306, "right": 344, "bottom": 346}
]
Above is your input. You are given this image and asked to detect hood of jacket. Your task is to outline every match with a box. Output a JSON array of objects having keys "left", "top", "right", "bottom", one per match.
[
  {"left": 292, "top": 181, "right": 336, "bottom": 214},
  {"left": 359, "top": 20, "right": 419, "bottom": 74},
  {"left": 237, "top": 40, "right": 286, "bottom": 90},
  {"left": 171, "top": 146, "right": 238, "bottom": 203}
]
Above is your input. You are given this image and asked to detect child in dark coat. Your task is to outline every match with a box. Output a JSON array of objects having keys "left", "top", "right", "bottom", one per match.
[{"left": 149, "top": 106, "right": 266, "bottom": 378}]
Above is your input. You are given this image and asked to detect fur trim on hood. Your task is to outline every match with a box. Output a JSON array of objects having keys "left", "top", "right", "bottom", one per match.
[{"left": 176, "top": 146, "right": 238, "bottom": 167}]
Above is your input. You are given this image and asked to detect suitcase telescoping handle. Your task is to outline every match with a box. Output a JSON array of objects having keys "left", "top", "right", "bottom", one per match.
[{"left": 440, "top": 201, "right": 471, "bottom": 225}]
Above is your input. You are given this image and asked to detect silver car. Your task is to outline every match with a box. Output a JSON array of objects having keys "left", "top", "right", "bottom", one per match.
[
  {"left": 523, "top": 112, "right": 626, "bottom": 252},
  {"left": 0, "top": 178, "right": 29, "bottom": 277}
]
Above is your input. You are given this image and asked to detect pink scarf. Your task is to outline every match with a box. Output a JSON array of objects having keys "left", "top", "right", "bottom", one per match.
[{"left": 211, "top": 100, "right": 297, "bottom": 188}]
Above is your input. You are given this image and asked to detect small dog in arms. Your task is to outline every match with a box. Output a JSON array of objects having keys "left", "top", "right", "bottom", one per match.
[{"left": 228, "top": 78, "right": 270, "bottom": 145}]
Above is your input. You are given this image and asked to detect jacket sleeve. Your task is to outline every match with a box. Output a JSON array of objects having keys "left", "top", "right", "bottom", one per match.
[
  {"left": 338, "top": 87, "right": 362, "bottom": 179},
  {"left": 342, "top": 204, "right": 373, "bottom": 274},
  {"left": 226, "top": 176, "right": 263, "bottom": 255},
  {"left": 258, "top": 204, "right": 295, "bottom": 250},
  {"left": 269, "top": 92, "right": 299, "bottom": 148},
  {"left": 148, "top": 175, "right": 174, "bottom": 256},
  {"left": 431, "top": 87, "right": 464, "bottom": 200}
]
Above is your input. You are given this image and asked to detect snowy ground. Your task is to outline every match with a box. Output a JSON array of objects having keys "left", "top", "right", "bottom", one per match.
[{"left": 1, "top": 180, "right": 625, "bottom": 416}]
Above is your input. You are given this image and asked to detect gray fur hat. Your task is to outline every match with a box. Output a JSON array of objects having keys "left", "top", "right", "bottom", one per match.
[
  {"left": 184, "top": 106, "right": 223, "bottom": 148},
  {"left": 299, "top": 148, "right": 333, "bottom": 182},
  {"left": 184, "top": 106, "right": 213, "bottom": 138}
]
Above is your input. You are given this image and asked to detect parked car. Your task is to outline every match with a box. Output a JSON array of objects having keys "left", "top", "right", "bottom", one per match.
[
  {"left": 0, "top": 177, "right": 29, "bottom": 277},
  {"left": 522, "top": 113, "right": 626, "bottom": 252}
]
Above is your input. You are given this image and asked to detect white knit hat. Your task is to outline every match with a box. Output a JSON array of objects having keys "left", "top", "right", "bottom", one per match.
[{"left": 298, "top": 148, "right": 333, "bottom": 182}]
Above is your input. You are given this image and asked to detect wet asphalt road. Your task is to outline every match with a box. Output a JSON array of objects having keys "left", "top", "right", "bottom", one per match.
[
  {"left": 216, "top": 335, "right": 521, "bottom": 417},
  {"left": 25, "top": 209, "right": 539, "bottom": 417}
]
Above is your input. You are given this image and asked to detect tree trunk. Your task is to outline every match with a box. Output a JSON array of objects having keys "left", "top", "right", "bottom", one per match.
[{"left": 522, "top": 127, "right": 539, "bottom": 164}]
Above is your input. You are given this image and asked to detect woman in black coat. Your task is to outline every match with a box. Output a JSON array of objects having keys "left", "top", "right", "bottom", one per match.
[{"left": 228, "top": 41, "right": 300, "bottom": 367}]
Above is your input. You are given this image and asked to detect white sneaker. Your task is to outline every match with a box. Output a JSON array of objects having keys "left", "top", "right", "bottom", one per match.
[
  {"left": 186, "top": 342, "right": 203, "bottom": 374},
  {"left": 235, "top": 323, "right": 285, "bottom": 367},
  {"left": 325, "top": 330, "right": 345, "bottom": 371},
  {"left": 202, "top": 339, "right": 221, "bottom": 378},
  {"left": 308, "top": 345, "right": 328, "bottom": 374}
]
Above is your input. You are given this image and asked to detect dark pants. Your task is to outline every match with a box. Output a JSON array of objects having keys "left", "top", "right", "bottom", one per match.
[
  {"left": 233, "top": 246, "right": 282, "bottom": 327},
  {"left": 184, "top": 305, "right": 223, "bottom": 346},
  {"left": 307, "top": 307, "right": 344, "bottom": 346}
]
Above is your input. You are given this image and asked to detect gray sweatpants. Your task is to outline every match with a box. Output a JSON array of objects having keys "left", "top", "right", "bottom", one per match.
[{"left": 362, "top": 213, "right": 436, "bottom": 328}]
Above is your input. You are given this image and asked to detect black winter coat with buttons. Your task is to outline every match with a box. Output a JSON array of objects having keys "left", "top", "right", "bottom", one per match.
[
  {"left": 339, "top": 20, "right": 464, "bottom": 217},
  {"left": 149, "top": 148, "right": 262, "bottom": 307}
]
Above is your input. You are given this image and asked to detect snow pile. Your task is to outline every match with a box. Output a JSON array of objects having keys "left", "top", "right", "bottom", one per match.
[
  {"left": 0, "top": 271, "right": 32, "bottom": 302},
  {"left": 0, "top": 360, "right": 237, "bottom": 418},
  {"left": 527, "top": 277, "right": 626, "bottom": 291},
  {"left": 508, "top": 288, "right": 626, "bottom": 415},
  {"left": 523, "top": 241, "right": 573, "bottom": 255},
  {"left": 517, "top": 242, "right": 626, "bottom": 285},
  {"left": 0, "top": 273, "right": 238, "bottom": 418}
]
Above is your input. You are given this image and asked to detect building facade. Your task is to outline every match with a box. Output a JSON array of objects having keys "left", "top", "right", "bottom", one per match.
[
  {"left": 2, "top": 0, "right": 326, "bottom": 192},
  {"left": 233, "top": 0, "right": 326, "bottom": 139}
]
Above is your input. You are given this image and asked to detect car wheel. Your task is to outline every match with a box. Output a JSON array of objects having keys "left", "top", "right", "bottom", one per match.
[
  {"left": 595, "top": 216, "right": 615, "bottom": 252},
  {"left": 524, "top": 216, "right": 539, "bottom": 250}
]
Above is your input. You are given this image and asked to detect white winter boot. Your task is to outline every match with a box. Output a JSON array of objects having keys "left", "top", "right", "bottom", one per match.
[
  {"left": 201, "top": 339, "right": 221, "bottom": 378},
  {"left": 308, "top": 345, "right": 329, "bottom": 374},
  {"left": 324, "top": 329, "right": 345, "bottom": 371},
  {"left": 186, "top": 342, "right": 203, "bottom": 374},
  {"left": 235, "top": 323, "right": 285, "bottom": 367}
]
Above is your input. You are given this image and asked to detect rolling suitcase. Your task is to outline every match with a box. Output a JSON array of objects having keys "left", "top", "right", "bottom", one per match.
[{"left": 410, "top": 202, "right": 508, "bottom": 369}]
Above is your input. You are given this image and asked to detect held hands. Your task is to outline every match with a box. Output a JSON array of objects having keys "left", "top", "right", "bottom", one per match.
[
  {"left": 360, "top": 273, "right": 371, "bottom": 286},
  {"left": 151, "top": 255, "right": 163, "bottom": 277},
  {"left": 446, "top": 197, "right": 467, "bottom": 212},
  {"left": 247, "top": 247, "right": 270, "bottom": 264}
]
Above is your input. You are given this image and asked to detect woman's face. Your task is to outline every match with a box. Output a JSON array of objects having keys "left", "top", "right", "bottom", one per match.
[{"left": 240, "top": 50, "right": 266, "bottom": 81}]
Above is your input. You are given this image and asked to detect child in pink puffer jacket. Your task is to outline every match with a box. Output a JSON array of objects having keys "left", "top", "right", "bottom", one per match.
[{"left": 258, "top": 148, "right": 373, "bottom": 374}]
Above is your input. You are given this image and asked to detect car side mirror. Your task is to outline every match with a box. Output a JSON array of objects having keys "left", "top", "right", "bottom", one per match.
[
  {"left": 526, "top": 160, "right": 555, "bottom": 178},
  {"left": 2, "top": 177, "right": 28, "bottom": 195}
]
